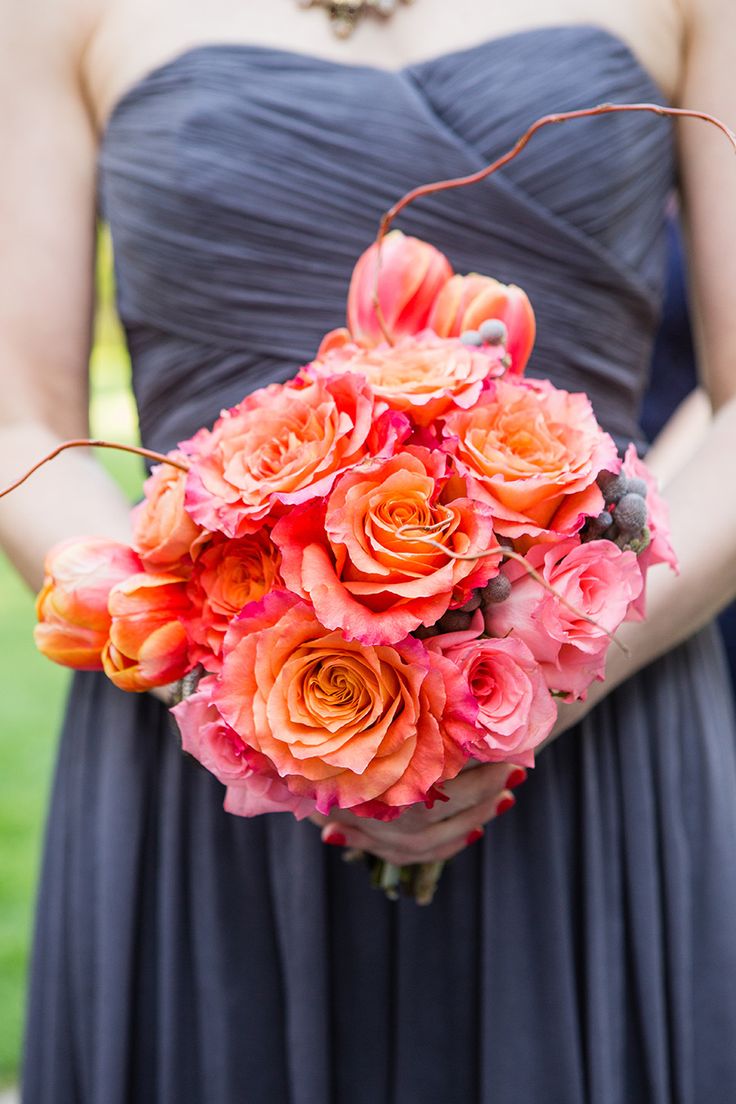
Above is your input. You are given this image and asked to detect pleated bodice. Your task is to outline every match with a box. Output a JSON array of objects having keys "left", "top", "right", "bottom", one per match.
[{"left": 97, "top": 24, "right": 674, "bottom": 453}]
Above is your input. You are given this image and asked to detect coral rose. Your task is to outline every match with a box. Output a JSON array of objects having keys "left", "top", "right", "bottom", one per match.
[
  {"left": 273, "top": 448, "right": 502, "bottom": 645},
  {"left": 183, "top": 375, "right": 408, "bottom": 538},
  {"left": 215, "top": 591, "right": 476, "bottom": 819},
  {"left": 34, "top": 538, "right": 143, "bottom": 670},
  {"left": 443, "top": 378, "right": 618, "bottom": 541},
  {"left": 430, "top": 612, "right": 556, "bottom": 767},
  {"left": 102, "top": 573, "right": 194, "bottom": 691},
  {"left": 485, "top": 539, "right": 643, "bottom": 699},
  {"left": 428, "top": 273, "right": 536, "bottom": 374},
  {"left": 621, "top": 444, "right": 679, "bottom": 619},
  {"left": 132, "top": 456, "right": 203, "bottom": 573},
  {"left": 172, "top": 676, "right": 316, "bottom": 817},
  {"left": 346, "top": 230, "right": 453, "bottom": 347},
  {"left": 187, "top": 531, "right": 282, "bottom": 667},
  {"left": 309, "top": 332, "right": 505, "bottom": 427}
]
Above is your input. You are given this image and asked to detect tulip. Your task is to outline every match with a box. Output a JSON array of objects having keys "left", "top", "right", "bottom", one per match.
[
  {"left": 102, "top": 573, "right": 194, "bottom": 691},
  {"left": 347, "top": 230, "right": 453, "bottom": 347},
  {"left": 428, "top": 273, "right": 536, "bottom": 374},
  {"left": 34, "top": 538, "right": 143, "bottom": 670}
]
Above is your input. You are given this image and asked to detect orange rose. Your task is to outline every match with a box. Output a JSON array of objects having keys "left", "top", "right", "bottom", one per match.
[
  {"left": 102, "top": 573, "right": 194, "bottom": 691},
  {"left": 34, "top": 538, "right": 143, "bottom": 670},
  {"left": 274, "top": 448, "right": 501, "bottom": 644},
  {"left": 311, "top": 333, "right": 505, "bottom": 427},
  {"left": 132, "top": 457, "right": 203, "bottom": 573},
  {"left": 187, "top": 531, "right": 282, "bottom": 666},
  {"left": 183, "top": 375, "right": 408, "bottom": 537},
  {"left": 346, "top": 230, "right": 453, "bottom": 347},
  {"left": 428, "top": 273, "right": 536, "bottom": 374},
  {"left": 216, "top": 591, "right": 476, "bottom": 819},
  {"left": 442, "top": 378, "right": 618, "bottom": 541}
]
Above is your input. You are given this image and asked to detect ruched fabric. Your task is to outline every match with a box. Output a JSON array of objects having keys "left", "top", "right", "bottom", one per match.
[{"left": 23, "top": 25, "right": 736, "bottom": 1103}]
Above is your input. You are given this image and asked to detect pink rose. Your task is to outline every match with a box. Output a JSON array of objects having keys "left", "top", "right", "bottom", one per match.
[
  {"left": 171, "top": 677, "right": 316, "bottom": 818},
  {"left": 621, "top": 444, "right": 678, "bottom": 619},
  {"left": 485, "top": 538, "right": 643, "bottom": 699},
  {"left": 182, "top": 374, "right": 408, "bottom": 538},
  {"left": 442, "top": 378, "right": 618, "bottom": 542},
  {"left": 214, "top": 591, "right": 475, "bottom": 819},
  {"left": 430, "top": 612, "right": 556, "bottom": 766},
  {"left": 273, "top": 448, "right": 501, "bottom": 645}
]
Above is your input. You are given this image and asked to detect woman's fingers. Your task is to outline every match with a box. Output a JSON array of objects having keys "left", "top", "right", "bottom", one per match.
[{"left": 320, "top": 786, "right": 517, "bottom": 866}]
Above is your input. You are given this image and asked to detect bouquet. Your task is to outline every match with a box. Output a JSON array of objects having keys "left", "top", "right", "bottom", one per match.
[{"left": 8, "top": 101, "right": 725, "bottom": 903}]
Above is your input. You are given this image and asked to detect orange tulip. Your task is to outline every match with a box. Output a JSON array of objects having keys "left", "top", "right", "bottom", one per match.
[
  {"left": 34, "top": 538, "right": 143, "bottom": 670},
  {"left": 347, "top": 230, "right": 453, "bottom": 347},
  {"left": 102, "top": 573, "right": 193, "bottom": 691},
  {"left": 428, "top": 274, "right": 536, "bottom": 374}
]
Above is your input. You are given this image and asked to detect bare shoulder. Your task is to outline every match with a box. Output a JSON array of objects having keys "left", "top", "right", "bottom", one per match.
[{"left": 676, "top": 0, "right": 736, "bottom": 409}]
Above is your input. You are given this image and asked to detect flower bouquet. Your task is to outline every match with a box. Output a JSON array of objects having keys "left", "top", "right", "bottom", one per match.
[{"left": 7, "top": 102, "right": 728, "bottom": 903}]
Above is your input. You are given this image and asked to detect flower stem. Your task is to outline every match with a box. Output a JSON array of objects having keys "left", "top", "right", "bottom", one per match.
[
  {"left": 375, "top": 102, "right": 736, "bottom": 267},
  {"left": 0, "top": 438, "right": 189, "bottom": 501}
]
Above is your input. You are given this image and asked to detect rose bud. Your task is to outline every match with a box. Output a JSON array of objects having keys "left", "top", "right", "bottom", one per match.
[
  {"left": 347, "top": 230, "right": 453, "bottom": 347},
  {"left": 102, "top": 573, "right": 194, "bottom": 691},
  {"left": 34, "top": 538, "right": 143, "bottom": 670},
  {"left": 428, "top": 273, "right": 536, "bottom": 374}
]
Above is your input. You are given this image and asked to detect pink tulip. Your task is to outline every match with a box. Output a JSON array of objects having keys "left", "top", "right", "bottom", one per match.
[
  {"left": 347, "top": 230, "right": 453, "bottom": 347},
  {"left": 102, "top": 573, "right": 194, "bottom": 691},
  {"left": 34, "top": 538, "right": 143, "bottom": 670},
  {"left": 428, "top": 273, "right": 536, "bottom": 374}
]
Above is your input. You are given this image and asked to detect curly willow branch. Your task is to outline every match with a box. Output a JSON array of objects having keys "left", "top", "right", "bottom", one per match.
[
  {"left": 371, "top": 101, "right": 736, "bottom": 323},
  {"left": 0, "top": 439, "right": 189, "bottom": 501},
  {"left": 394, "top": 526, "right": 628, "bottom": 654}
]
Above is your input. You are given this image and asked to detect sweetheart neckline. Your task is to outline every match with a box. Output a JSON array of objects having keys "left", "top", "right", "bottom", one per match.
[{"left": 99, "top": 22, "right": 671, "bottom": 147}]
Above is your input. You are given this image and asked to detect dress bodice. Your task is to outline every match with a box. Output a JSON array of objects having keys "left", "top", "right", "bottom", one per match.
[{"left": 97, "top": 24, "right": 674, "bottom": 452}]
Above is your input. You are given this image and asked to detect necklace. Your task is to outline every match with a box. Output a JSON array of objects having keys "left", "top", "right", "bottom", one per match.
[{"left": 297, "top": 0, "right": 413, "bottom": 39}]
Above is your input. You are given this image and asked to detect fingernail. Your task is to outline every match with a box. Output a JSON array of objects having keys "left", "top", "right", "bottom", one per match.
[
  {"left": 465, "top": 827, "right": 485, "bottom": 845},
  {"left": 495, "top": 794, "right": 516, "bottom": 818},
  {"left": 506, "top": 767, "right": 527, "bottom": 790},
  {"left": 323, "top": 830, "right": 347, "bottom": 847}
]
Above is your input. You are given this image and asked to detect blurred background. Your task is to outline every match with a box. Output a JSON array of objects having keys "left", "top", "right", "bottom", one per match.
[{"left": 0, "top": 228, "right": 142, "bottom": 1088}]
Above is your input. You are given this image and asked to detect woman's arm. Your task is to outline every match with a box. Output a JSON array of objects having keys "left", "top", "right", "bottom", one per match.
[
  {"left": 0, "top": 0, "right": 133, "bottom": 592},
  {"left": 551, "top": 0, "right": 736, "bottom": 730}
]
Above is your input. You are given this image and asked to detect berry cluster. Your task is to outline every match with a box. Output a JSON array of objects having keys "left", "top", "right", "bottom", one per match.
[{"left": 582, "top": 470, "right": 651, "bottom": 553}]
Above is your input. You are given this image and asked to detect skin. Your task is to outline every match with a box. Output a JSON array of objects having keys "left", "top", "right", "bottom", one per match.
[{"left": 1, "top": 0, "right": 735, "bottom": 866}]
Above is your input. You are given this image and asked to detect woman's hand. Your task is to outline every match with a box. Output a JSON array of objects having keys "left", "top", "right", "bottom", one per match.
[{"left": 310, "top": 761, "right": 527, "bottom": 865}]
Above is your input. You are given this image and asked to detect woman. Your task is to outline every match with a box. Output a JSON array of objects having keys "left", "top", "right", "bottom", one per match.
[{"left": 2, "top": 0, "right": 736, "bottom": 1100}]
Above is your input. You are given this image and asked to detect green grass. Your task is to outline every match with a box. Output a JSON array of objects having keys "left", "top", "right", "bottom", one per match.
[
  {"left": 0, "top": 230, "right": 141, "bottom": 1085},
  {"left": 0, "top": 554, "right": 69, "bottom": 1085}
]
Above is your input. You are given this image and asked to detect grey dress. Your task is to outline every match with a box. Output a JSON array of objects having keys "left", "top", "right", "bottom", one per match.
[{"left": 22, "top": 25, "right": 736, "bottom": 1104}]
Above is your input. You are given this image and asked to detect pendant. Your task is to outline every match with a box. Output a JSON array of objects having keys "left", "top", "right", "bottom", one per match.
[{"left": 297, "top": 0, "right": 413, "bottom": 39}]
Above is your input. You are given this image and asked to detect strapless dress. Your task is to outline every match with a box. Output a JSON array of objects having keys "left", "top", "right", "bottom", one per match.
[{"left": 22, "top": 25, "right": 736, "bottom": 1104}]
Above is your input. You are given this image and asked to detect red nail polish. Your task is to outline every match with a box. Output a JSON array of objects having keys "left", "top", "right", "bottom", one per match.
[
  {"left": 506, "top": 767, "right": 527, "bottom": 790},
  {"left": 324, "top": 831, "right": 347, "bottom": 847},
  {"left": 495, "top": 795, "right": 516, "bottom": 818},
  {"left": 466, "top": 827, "right": 484, "bottom": 845}
]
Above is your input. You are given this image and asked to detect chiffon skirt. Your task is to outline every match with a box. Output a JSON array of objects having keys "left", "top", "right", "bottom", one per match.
[{"left": 23, "top": 623, "right": 736, "bottom": 1103}]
